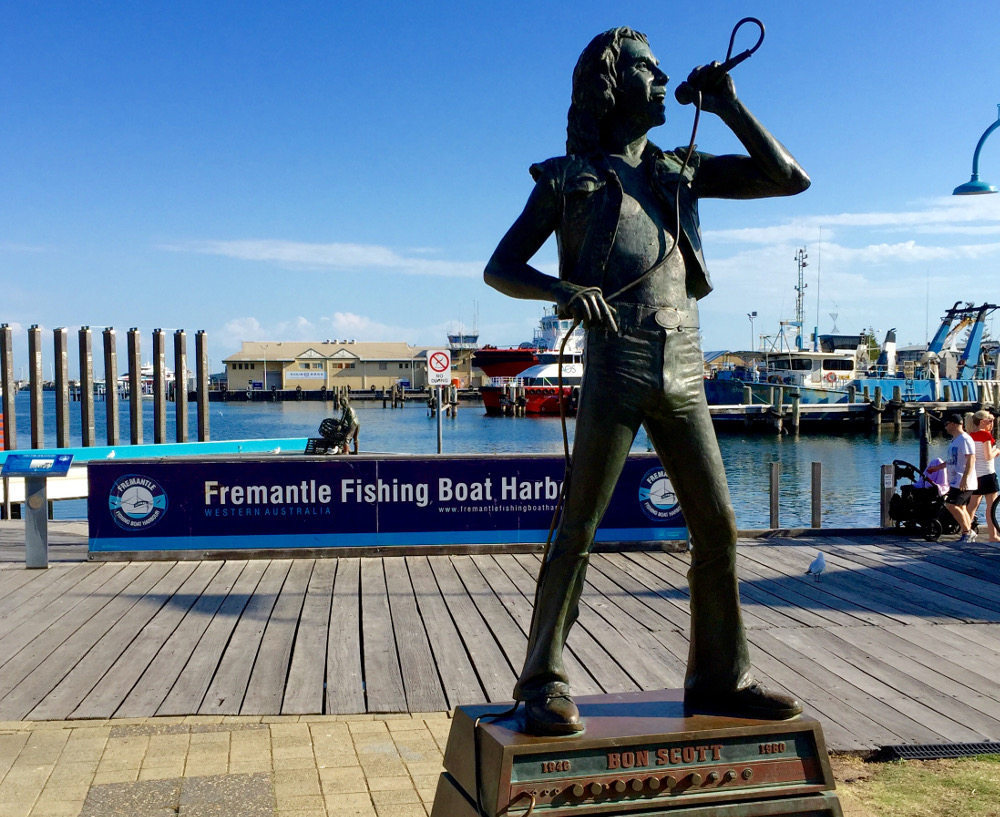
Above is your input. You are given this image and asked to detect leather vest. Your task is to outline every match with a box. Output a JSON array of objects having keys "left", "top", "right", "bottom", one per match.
[{"left": 529, "top": 143, "right": 712, "bottom": 300}]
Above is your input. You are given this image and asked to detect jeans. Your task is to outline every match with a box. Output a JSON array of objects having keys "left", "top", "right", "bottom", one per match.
[{"left": 514, "top": 313, "right": 752, "bottom": 701}]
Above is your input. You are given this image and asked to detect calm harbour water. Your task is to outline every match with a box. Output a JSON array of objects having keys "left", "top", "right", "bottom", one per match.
[{"left": 7, "top": 391, "right": 936, "bottom": 528}]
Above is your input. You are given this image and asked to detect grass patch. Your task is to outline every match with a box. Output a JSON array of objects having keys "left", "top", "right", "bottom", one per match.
[{"left": 831, "top": 753, "right": 1000, "bottom": 817}]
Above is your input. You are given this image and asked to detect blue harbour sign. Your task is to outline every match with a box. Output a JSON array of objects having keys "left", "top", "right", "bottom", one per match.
[{"left": 87, "top": 453, "right": 686, "bottom": 554}]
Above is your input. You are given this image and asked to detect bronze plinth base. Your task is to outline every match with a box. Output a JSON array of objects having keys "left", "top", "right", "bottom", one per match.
[{"left": 431, "top": 688, "right": 842, "bottom": 817}]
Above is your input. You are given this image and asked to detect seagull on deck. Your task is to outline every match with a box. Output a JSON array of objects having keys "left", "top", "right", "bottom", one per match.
[{"left": 806, "top": 551, "right": 826, "bottom": 582}]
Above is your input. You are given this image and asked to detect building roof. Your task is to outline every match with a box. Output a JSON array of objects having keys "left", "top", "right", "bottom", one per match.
[{"left": 224, "top": 340, "right": 432, "bottom": 363}]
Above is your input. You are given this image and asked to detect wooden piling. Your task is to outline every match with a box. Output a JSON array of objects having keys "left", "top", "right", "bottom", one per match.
[
  {"left": 127, "top": 329, "right": 143, "bottom": 445},
  {"left": 880, "top": 464, "right": 894, "bottom": 527},
  {"left": 811, "top": 461, "right": 822, "bottom": 529},
  {"left": 943, "top": 384, "right": 952, "bottom": 402},
  {"left": 196, "top": 330, "right": 210, "bottom": 442},
  {"left": 918, "top": 408, "right": 929, "bottom": 472},
  {"left": 28, "top": 325, "right": 43, "bottom": 449},
  {"left": 103, "top": 328, "right": 120, "bottom": 446},
  {"left": 153, "top": 329, "right": 167, "bottom": 444},
  {"left": 892, "top": 386, "right": 903, "bottom": 431},
  {"left": 769, "top": 462, "right": 780, "bottom": 529},
  {"left": 0, "top": 325, "right": 16, "bottom": 450},
  {"left": 174, "top": 330, "right": 188, "bottom": 443},
  {"left": 791, "top": 392, "right": 801, "bottom": 434},
  {"left": 54, "top": 329, "right": 70, "bottom": 448},
  {"left": 78, "top": 327, "right": 96, "bottom": 447},
  {"left": 847, "top": 384, "right": 856, "bottom": 404}
]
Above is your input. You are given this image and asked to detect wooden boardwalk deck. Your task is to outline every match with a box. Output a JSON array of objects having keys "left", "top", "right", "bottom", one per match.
[{"left": 2, "top": 522, "right": 1000, "bottom": 752}]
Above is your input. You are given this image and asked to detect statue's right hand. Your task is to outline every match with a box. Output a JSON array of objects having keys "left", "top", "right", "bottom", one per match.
[{"left": 556, "top": 286, "right": 618, "bottom": 332}]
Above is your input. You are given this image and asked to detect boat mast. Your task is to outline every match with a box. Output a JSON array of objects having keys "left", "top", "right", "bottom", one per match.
[{"left": 793, "top": 247, "right": 808, "bottom": 350}]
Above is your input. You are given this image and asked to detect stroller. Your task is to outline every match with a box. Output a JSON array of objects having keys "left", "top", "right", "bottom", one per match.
[{"left": 887, "top": 459, "right": 974, "bottom": 541}]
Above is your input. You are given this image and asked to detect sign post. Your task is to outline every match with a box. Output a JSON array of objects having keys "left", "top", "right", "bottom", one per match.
[
  {"left": 427, "top": 350, "right": 452, "bottom": 454},
  {"left": 1, "top": 453, "right": 74, "bottom": 568}
]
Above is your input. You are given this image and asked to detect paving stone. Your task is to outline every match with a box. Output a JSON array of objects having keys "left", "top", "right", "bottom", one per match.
[{"left": 78, "top": 778, "right": 182, "bottom": 815}]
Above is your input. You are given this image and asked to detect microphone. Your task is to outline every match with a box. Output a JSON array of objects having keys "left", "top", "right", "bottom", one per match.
[{"left": 674, "top": 17, "right": 765, "bottom": 106}]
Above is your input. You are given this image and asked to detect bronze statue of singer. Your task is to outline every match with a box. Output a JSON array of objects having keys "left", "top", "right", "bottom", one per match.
[{"left": 485, "top": 27, "right": 810, "bottom": 735}]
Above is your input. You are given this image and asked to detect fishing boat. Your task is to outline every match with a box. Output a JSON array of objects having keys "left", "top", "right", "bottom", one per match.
[
  {"left": 480, "top": 359, "right": 583, "bottom": 416},
  {"left": 480, "top": 313, "right": 585, "bottom": 415},
  {"left": 705, "top": 302, "right": 1000, "bottom": 406},
  {"left": 116, "top": 363, "right": 176, "bottom": 398},
  {"left": 473, "top": 310, "right": 584, "bottom": 379}
]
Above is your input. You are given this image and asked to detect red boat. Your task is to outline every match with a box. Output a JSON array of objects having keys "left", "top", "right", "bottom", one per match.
[
  {"left": 473, "top": 312, "right": 584, "bottom": 380},
  {"left": 471, "top": 344, "right": 541, "bottom": 379},
  {"left": 481, "top": 360, "right": 583, "bottom": 416}
]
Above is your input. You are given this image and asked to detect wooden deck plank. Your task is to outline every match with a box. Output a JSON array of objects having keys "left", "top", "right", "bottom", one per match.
[
  {"left": 880, "top": 540, "right": 1000, "bottom": 588},
  {"left": 0, "top": 533, "right": 996, "bottom": 753},
  {"left": 0, "top": 564, "right": 101, "bottom": 644},
  {"left": 282, "top": 560, "right": 337, "bottom": 715},
  {"left": 844, "top": 625, "right": 1000, "bottom": 723},
  {"left": 747, "top": 629, "right": 907, "bottom": 750},
  {"left": 0, "top": 563, "right": 127, "bottom": 669},
  {"left": 736, "top": 545, "right": 884, "bottom": 627},
  {"left": 405, "top": 556, "right": 486, "bottom": 709},
  {"left": 771, "top": 626, "right": 987, "bottom": 743},
  {"left": 827, "top": 542, "right": 1000, "bottom": 617},
  {"left": 568, "top": 559, "right": 688, "bottom": 687},
  {"left": 70, "top": 561, "right": 223, "bottom": 719},
  {"left": 241, "top": 560, "right": 315, "bottom": 715},
  {"left": 938, "top": 622, "right": 1000, "bottom": 662},
  {"left": 157, "top": 560, "right": 268, "bottom": 716},
  {"left": 884, "top": 623, "right": 1000, "bottom": 677},
  {"left": 450, "top": 556, "right": 532, "bottom": 675},
  {"left": 504, "top": 554, "right": 639, "bottom": 695},
  {"left": 815, "top": 548, "right": 968, "bottom": 624},
  {"left": 326, "top": 558, "right": 364, "bottom": 714},
  {"left": 116, "top": 561, "right": 248, "bottom": 718},
  {"left": 804, "top": 626, "right": 1000, "bottom": 739},
  {"left": 750, "top": 627, "right": 943, "bottom": 745},
  {"left": 0, "top": 562, "right": 172, "bottom": 721},
  {"left": 428, "top": 555, "right": 516, "bottom": 703},
  {"left": 482, "top": 554, "right": 601, "bottom": 697},
  {"left": 359, "top": 557, "right": 407, "bottom": 713},
  {"left": 740, "top": 543, "right": 927, "bottom": 625},
  {"left": 601, "top": 553, "right": 691, "bottom": 630},
  {"left": 383, "top": 558, "right": 447, "bottom": 713},
  {"left": 0, "top": 564, "right": 50, "bottom": 603},
  {"left": 30, "top": 562, "right": 198, "bottom": 720},
  {"left": 587, "top": 553, "right": 692, "bottom": 632},
  {"left": 199, "top": 560, "right": 292, "bottom": 715},
  {"left": 734, "top": 555, "right": 862, "bottom": 629}
]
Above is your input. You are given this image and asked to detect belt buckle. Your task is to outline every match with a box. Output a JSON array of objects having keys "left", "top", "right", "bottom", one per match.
[{"left": 655, "top": 308, "right": 681, "bottom": 330}]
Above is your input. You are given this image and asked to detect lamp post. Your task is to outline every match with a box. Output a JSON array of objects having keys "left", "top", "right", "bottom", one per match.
[
  {"left": 747, "top": 311, "right": 757, "bottom": 351},
  {"left": 954, "top": 104, "right": 999, "bottom": 195}
]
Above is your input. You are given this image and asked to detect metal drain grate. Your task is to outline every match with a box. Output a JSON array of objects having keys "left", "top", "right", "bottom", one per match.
[{"left": 875, "top": 742, "right": 1000, "bottom": 761}]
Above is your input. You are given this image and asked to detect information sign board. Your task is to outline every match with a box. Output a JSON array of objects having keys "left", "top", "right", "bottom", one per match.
[{"left": 2, "top": 453, "right": 74, "bottom": 478}]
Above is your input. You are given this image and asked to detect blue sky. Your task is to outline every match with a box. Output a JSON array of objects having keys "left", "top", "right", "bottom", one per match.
[{"left": 3, "top": 0, "right": 1000, "bottom": 372}]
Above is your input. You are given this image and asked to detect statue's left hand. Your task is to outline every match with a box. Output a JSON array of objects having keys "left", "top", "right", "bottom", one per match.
[{"left": 683, "top": 62, "right": 736, "bottom": 112}]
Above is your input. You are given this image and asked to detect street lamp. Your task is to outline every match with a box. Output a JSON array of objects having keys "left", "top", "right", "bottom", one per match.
[
  {"left": 747, "top": 311, "right": 757, "bottom": 351},
  {"left": 954, "top": 104, "right": 1000, "bottom": 195}
]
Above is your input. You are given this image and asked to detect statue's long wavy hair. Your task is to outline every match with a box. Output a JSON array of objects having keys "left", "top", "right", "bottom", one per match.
[{"left": 566, "top": 27, "right": 648, "bottom": 156}]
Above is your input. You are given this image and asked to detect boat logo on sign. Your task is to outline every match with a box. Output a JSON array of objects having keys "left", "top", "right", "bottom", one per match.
[
  {"left": 638, "top": 467, "right": 681, "bottom": 522},
  {"left": 109, "top": 474, "right": 168, "bottom": 531}
]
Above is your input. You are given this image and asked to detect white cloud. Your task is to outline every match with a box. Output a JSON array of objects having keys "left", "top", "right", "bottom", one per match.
[
  {"left": 706, "top": 195, "right": 1000, "bottom": 244},
  {"left": 218, "top": 312, "right": 420, "bottom": 349},
  {"left": 164, "top": 239, "right": 482, "bottom": 277}
]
